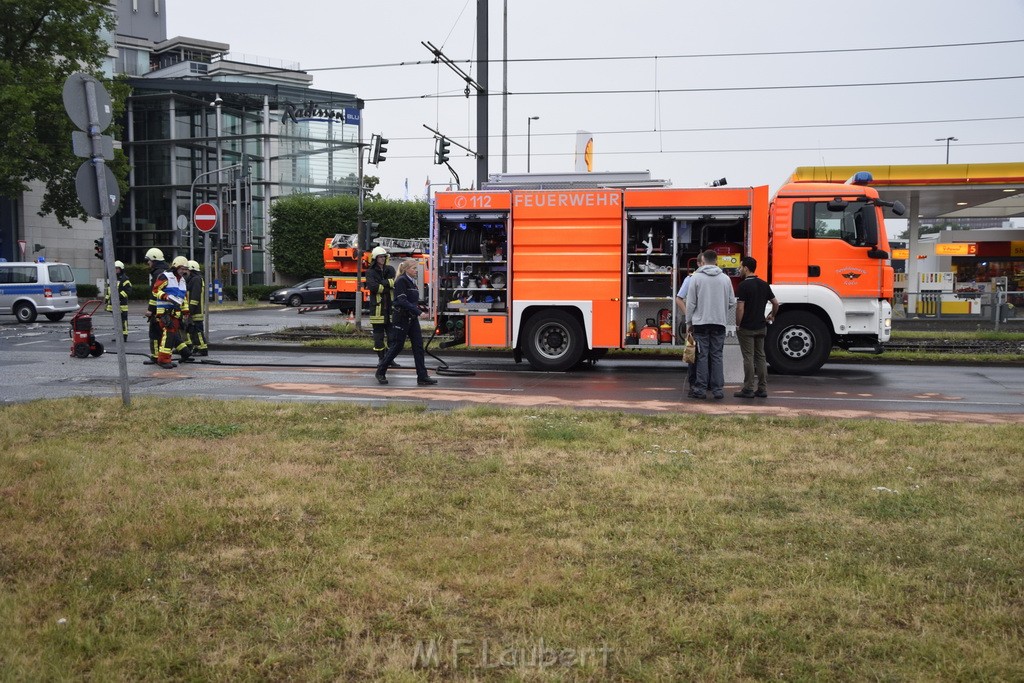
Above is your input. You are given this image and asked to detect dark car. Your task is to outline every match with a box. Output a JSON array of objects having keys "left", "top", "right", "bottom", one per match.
[{"left": 268, "top": 278, "right": 326, "bottom": 307}]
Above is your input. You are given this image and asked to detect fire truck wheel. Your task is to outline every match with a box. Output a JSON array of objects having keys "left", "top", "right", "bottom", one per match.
[
  {"left": 89, "top": 341, "right": 104, "bottom": 357},
  {"left": 14, "top": 302, "right": 37, "bottom": 323},
  {"left": 73, "top": 342, "right": 91, "bottom": 358},
  {"left": 765, "top": 311, "right": 831, "bottom": 375},
  {"left": 45, "top": 312, "right": 66, "bottom": 322},
  {"left": 521, "top": 310, "right": 585, "bottom": 372}
]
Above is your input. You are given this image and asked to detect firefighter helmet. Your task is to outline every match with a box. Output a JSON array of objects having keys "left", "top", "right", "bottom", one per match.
[
  {"left": 114, "top": 260, "right": 125, "bottom": 269},
  {"left": 371, "top": 246, "right": 388, "bottom": 260},
  {"left": 171, "top": 256, "right": 189, "bottom": 269},
  {"left": 187, "top": 260, "right": 201, "bottom": 271},
  {"left": 144, "top": 247, "right": 164, "bottom": 262}
]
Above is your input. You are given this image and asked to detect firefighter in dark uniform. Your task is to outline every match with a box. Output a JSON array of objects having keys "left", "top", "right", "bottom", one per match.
[
  {"left": 364, "top": 246, "right": 400, "bottom": 368},
  {"left": 150, "top": 256, "right": 192, "bottom": 369},
  {"left": 143, "top": 248, "right": 168, "bottom": 364},
  {"left": 185, "top": 260, "right": 208, "bottom": 356},
  {"left": 104, "top": 259, "right": 132, "bottom": 342}
]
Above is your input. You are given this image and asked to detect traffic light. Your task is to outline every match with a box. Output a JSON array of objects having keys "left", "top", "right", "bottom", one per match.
[
  {"left": 365, "top": 221, "right": 381, "bottom": 249},
  {"left": 93, "top": 238, "right": 103, "bottom": 260},
  {"left": 435, "top": 136, "right": 451, "bottom": 165},
  {"left": 369, "top": 134, "right": 388, "bottom": 165},
  {"left": 360, "top": 220, "right": 381, "bottom": 250}
]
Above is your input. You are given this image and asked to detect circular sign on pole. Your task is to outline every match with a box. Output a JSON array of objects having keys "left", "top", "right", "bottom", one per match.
[
  {"left": 63, "top": 73, "right": 113, "bottom": 132},
  {"left": 193, "top": 202, "right": 219, "bottom": 233}
]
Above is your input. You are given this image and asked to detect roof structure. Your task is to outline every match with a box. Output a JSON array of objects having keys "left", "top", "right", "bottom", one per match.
[{"left": 788, "top": 163, "right": 1024, "bottom": 219}]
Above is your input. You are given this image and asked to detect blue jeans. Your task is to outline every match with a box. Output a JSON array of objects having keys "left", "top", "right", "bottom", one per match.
[{"left": 692, "top": 324, "right": 725, "bottom": 394}]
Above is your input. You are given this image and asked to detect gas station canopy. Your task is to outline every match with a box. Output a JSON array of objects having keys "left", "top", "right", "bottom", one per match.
[{"left": 788, "top": 163, "right": 1024, "bottom": 219}]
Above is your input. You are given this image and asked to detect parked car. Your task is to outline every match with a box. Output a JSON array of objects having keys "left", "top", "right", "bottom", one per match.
[{"left": 268, "top": 278, "right": 326, "bottom": 307}]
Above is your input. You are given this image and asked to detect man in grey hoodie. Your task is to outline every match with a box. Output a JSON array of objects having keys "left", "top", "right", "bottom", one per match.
[{"left": 685, "top": 249, "right": 736, "bottom": 399}]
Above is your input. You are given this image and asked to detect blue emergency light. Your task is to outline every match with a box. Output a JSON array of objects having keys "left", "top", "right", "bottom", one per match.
[{"left": 845, "top": 171, "right": 873, "bottom": 185}]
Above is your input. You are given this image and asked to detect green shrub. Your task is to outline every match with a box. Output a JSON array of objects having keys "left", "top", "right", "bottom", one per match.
[
  {"left": 269, "top": 195, "right": 429, "bottom": 279},
  {"left": 77, "top": 283, "right": 99, "bottom": 297}
]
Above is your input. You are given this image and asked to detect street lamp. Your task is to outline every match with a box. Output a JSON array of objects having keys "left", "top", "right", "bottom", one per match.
[
  {"left": 527, "top": 115, "right": 539, "bottom": 172},
  {"left": 935, "top": 136, "right": 957, "bottom": 164}
]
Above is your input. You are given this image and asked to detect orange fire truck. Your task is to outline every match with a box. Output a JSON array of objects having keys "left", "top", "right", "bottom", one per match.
[
  {"left": 322, "top": 233, "right": 429, "bottom": 311},
  {"left": 431, "top": 171, "right": 904, "bottom": 374}
]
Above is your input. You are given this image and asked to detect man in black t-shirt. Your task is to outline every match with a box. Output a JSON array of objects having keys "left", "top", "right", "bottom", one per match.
[{"left": 734, "top": 256, "right": 779, "bottom": 398}]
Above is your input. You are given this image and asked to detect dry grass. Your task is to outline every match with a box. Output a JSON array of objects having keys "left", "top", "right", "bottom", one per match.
[{"left": 1, "top": 399, "right": 1021, "bottom": 680}]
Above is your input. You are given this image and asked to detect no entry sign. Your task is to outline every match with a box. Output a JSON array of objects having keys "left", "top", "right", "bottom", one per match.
[{"left": 193, "top": 202, "right": 219, "bottom": 232}]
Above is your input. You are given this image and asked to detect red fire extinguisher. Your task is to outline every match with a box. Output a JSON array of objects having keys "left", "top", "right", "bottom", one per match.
[{"left": 657, "top": 308, "right": 673, "bottom": 343}]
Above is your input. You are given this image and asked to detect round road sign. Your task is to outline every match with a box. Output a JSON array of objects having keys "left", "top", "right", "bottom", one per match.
[{"left": 193, "top": 202, "right": 219, "bottom": 232}]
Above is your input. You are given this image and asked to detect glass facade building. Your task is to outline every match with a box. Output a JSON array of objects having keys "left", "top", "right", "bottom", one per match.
[{"left": 123, "top": 78, "right": 361, "bottom": 284}]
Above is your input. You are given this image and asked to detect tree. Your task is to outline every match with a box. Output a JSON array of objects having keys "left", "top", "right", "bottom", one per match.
[{"left": 0, "top": 2, "right": 127, "bottom": 227}]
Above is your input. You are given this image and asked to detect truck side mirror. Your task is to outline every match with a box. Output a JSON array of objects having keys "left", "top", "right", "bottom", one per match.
[{"left": 890, "top": 200, "right": 906, "bottom": 216}]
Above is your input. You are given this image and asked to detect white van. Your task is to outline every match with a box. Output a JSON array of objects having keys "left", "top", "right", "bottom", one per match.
[{"left": 0, "top": 261, "right": 79, "bottom": 323}]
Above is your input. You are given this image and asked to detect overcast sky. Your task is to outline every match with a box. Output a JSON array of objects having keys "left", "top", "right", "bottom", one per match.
[{"left": 167, "top": 0, "right": 1024, "bottom": 203}]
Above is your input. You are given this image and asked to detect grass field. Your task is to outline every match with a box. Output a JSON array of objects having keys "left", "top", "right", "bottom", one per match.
[{"left": 1, "top": 399, "right": 1022, "bottom": 680}]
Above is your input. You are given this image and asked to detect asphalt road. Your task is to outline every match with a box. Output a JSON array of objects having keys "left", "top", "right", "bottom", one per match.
[{"left": 2, "top": 304, "right": 1022, "bottom": 423}]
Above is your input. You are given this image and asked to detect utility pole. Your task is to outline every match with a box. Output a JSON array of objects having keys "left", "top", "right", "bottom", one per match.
[
  {"left": 501, "top": 0, "right": 508, "bottom": 174},
  {"left": 476, "top": 0, "right": 488, "bottom": 188}
]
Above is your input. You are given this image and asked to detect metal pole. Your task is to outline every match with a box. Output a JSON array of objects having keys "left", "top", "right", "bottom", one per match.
[
  {"left": 476, "top": 0, "right": 488, "bottom": 188},
  {"left": 235, "top": 170, "right": 243, "bottom": 302},
  {"left": 355, "top": 113, "right": 365, "bottom": 328},
  {"left": 527, "top": 116, "right": 538, "bottom": 172},
  {"left": 214, "top": 95, "right": 223, "bottom": 304},
  {"left": 83, "top": 79, "right": 130, "bottom": 406},
  {"left": 501, "top": 0, "right": 507, "bottom": 174}
]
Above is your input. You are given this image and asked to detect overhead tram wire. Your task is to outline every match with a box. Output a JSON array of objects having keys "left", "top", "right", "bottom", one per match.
[
  {"left": 207, "top": 37, "right": 1024, "bottom": 80},
  {"left": 363, "top": 74, "right": 1024, "bottom": 103},
  {"left": 372, "top": 140, "right": 1024, "bottom": 161},
  {"left": 295, "top": 37, "right": 1024, "bottom": 73},
  {"left": 361, "top": 114, "right": 1024, "bottom": 142}
]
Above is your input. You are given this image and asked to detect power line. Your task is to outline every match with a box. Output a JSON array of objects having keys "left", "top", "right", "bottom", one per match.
[
  {"left": 381, "top": 140, "right": 1024, "bottom": 161},
  {"left": 300, "top": 38, "right": 1024, "bottom": 73},
  {"left": 365, "top": 74, "right": 1024, "bottom": 102},
  {"left": 378, "top": 114, "right": 1024, "bottom": 143}
]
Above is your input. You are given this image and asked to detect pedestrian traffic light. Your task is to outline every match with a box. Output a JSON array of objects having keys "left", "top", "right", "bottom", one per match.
[
  {"left": 369, "top": 134, "right": 388, "bottom": 165},
  {"left": 435, "top": 136, "right": 450, "bottom": 165},
  {"left": 93, "top": 238, "right": 103, "bottom": 260}
]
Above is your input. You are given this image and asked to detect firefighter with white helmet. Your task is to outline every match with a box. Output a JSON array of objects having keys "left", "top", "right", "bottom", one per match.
[
  {"left": 184, "top": 259, "right": 208, "bottom": 356},
  {"left": 143, "top": 248, "right": 169, "bottom": 363},
  {"left": 364, "top": 245, "right": 401, "bottom": 368},
  {"left": 104, "top": 259, "right": 132, "bottom": 342},
  {"left": 148, "top": 255, "right": 191, "bottom": 368}
]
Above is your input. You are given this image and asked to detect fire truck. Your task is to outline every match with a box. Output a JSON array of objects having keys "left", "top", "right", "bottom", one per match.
[
  {"left": 323, "top": 233, "right": 429, "bottom": 311},
  {"left": 431, "top": 171, "right": 905, "bottom": 374}
]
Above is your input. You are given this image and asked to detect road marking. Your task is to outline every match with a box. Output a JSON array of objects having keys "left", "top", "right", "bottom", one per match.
[{"left": 783, "top": 396, "right": 1020, "bottom": 407}]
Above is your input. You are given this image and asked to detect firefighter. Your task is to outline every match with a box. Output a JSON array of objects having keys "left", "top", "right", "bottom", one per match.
[
  {"left": 185, "top": 260, "right": 209, "bottom": 356},
  {"left": 150, "top": 255, "right": 192, "bottom": 369},
  {"left": 364, "top": 245, "right": 400, "bottom": 368},
  {"left": 104, "top": 260, "right": 132, "bottom": 342},
  {"left": 143, "top": 248, "right": 168, "bottom": 364}
]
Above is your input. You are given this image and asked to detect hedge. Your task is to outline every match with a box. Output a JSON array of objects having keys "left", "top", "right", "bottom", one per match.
[{"left": 269, "top": 195, "right": 429, "bottom": 279}]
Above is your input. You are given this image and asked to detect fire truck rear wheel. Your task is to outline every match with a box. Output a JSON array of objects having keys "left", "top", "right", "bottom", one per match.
[
  {"left": 766, "top": 311, "right": 831, "bottom": 375},
  {"left": 73, "top": 342, "right": 91, "bottom": 358},
  {"left": 522, "top": 310, "right": 585, "bottom": 372}
]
